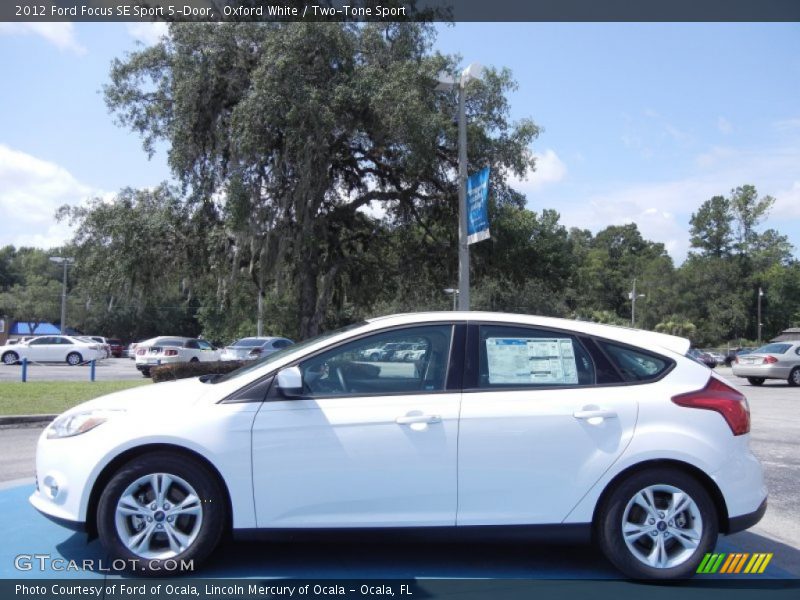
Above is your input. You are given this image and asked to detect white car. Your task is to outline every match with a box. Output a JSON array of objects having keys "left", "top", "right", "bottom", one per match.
[
  {"left": 30, "top": 312, "right": 766, "bottom": 578},
  {"left": 219, "top": 337, "right": 294, "bottom": 361},
  {"left": 0, "top": 335, "right": 105, "bottom": 366},
  {"left": 134, "top": 336, "right": 219, "bottom": 377}
]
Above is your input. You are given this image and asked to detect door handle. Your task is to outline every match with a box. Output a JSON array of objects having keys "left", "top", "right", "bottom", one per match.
[
  {"left": 573, "top": 409, "right": 618, "bottom": 420},
  {"left": 395, "top": 414, "right": 442, "bottom": 425}
]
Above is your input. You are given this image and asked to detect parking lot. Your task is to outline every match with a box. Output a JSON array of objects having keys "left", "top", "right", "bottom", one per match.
[
  {"left": 0, "top": 367, "right": 797, "bottom": 579},
  {"left": 0, "top": 357, "right": 143, "bottom": 382}
]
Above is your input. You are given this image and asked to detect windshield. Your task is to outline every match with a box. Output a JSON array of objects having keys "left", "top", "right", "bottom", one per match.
[
  {"left": 212, "top": 321, "right": 367, "bottom": 384},
  {"left": 754, "top": 343, "right": 791, "bottom": 354}
]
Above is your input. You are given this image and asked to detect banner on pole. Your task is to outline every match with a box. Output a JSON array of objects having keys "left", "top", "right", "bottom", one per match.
[{"left": 466, "top": 167, "right": 490, "bottom": 245}]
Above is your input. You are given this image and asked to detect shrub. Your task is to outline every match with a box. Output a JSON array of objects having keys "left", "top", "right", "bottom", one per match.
[{"left": 151, "top": 360, "right": 247, "bottom": 382}]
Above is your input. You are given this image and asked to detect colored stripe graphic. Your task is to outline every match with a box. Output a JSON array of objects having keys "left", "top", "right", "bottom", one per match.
[{"left": 698, "top": 553, "right": 773, "bottom": 574}]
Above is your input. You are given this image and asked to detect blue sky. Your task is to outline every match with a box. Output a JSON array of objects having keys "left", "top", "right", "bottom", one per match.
[{"left": 1, "top": 21, "right": 798, "bottom": 263}]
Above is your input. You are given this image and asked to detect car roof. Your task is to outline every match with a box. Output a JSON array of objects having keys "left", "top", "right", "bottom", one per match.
[{"left": 365, "top": 312, "right": 691, "bottom": 356}]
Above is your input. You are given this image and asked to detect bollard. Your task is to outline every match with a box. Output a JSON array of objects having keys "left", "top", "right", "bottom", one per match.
[
  {"left": 21, "top": 357, "right": 27, "bottom": 383},
  {"left": 90, "top": 359, "right": 96, "bottom": 382}
]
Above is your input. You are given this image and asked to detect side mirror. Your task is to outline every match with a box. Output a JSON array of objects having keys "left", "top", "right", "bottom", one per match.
[{"left": 275, "top": 366, "right": 304, "bottom": 398}]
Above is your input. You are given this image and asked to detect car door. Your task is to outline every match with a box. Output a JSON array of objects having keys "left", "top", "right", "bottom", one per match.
[
  {"left": 25, "top": 336, "right": 57, "bottom": 361},
  {"left": 251, "top": 323, "right": 462, "bottom": 528},
  {"left": 457, "top": 323, "right": 643, "bottom": 526}
]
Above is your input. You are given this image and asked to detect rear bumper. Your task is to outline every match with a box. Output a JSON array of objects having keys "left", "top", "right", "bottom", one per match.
[
  {"left": 732, "top": 365, "right": 791, "bottom": 379},
  {"left": 728, "top": 498, "right": 767, "bottom": 534}
]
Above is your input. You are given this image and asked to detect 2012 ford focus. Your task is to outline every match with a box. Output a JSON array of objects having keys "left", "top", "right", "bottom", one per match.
[{"left": 30, "top": 312, "right": 766, "bottom": 579}]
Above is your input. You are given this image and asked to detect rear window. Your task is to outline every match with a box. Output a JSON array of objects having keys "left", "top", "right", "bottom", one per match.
[
  {"left": 156, "top": 338, "right": 186, "bottom": 347},
  {"left": 754, "top": 343, "right": 791, "bottom": 354},
  {"left": 233, "top": 339, "right": 265, "bottom": 347},
  {"left": 597, "top": 341, "right": 672, "bottom": 382}
]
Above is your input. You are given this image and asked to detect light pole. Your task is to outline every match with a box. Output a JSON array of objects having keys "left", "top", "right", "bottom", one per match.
[
  {"left": 443, "top": 288, "right": 459, "bottom": 311},
  {"left": 757, "top": 287, "right": 764, "bottom": 344},
  {"left": 49, "top": 257, "right": 75, "bottom": 334},
  {"left": 628, "top": 278, "right": 646, "bottom": 327},
  {"left": 436, "top": 63, "right": 485, "bottom": 311}
]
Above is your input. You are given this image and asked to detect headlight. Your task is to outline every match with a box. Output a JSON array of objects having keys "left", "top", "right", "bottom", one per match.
[{"left": 47, "top": 409, "right": 124, "bottom": 439}]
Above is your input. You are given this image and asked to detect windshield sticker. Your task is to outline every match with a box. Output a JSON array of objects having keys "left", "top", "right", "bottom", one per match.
[{"left": 486, "top": 338, "right": 579, "bottom": 385}]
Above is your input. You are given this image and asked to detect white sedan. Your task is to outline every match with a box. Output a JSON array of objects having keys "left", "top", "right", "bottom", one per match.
[
  {"left": 0, "top": 335, "right": 105, "bottom": 366},
  {"left": 134, "top": 336, "right": 220, "bottom": 377},
  {"left": 30, "top": 312, "right": 766, "bottom": 579}
]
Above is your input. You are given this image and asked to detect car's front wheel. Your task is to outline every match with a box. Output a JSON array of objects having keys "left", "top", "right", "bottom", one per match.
[
  {"left": 96, "top": 452, "right": 226, "bottom": 575},
  {"left": 747, "top": 377, "right": 765, "bottom": 386},
  {"left": 2, "top": 351, "right": 19, "bottom": 365},
  {"left": 596, "top": 468, "right": 718, "bottom": 579}
]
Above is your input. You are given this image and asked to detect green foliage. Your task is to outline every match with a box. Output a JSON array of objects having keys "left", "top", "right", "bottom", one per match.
[{"left": 654, "top": 316, "right": 697, "bottom": 340}]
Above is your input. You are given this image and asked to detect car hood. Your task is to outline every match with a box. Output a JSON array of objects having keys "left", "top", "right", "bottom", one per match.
[{"left": 59, "top": 377, "right": 214, "bottom": 416}]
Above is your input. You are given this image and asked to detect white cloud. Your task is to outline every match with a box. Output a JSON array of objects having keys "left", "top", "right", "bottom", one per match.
[
  {"left": 508, "top": 149, "right": 567, "bottom": 194},
  {"left": 553, "top": 143, "right": 800, "bottom": 263},
  {"left": 0, "top": 145, "right": 106, "bottom": 249},
  {"left": 773, "top": 181, "right": 800, "bottom": 219},
  {"left": 717, "top": 116, "right": 733, "bottom": 134},
  {"left": 0, "top": 22, "right": 86, "bottom": 55},
  {"left": 126, "top": 22, "right": 169, "bottom": 46}
]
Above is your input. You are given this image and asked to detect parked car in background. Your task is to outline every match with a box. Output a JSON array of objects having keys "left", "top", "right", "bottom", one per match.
[
  {"left": 135, "top": 336, "right": 220, "bottom": 377},
  {"left": 219, "top": 337, "right": 294, "bottom": 362},
  {"left": 704, "top": 350, "right": 726, "bottom": 364},
  {"left": 687, "top": 348, "right": 718, "bottom": 368},
  {"left": 724, "top": 347, "right": 755, "bottom": 367},
  {"left": 1, "top": 335, "right": 105, "bottom": 365},
  {"left": 31, "top": 312, "right": 765, "bottom": 579},
  {"left": 79, "top": 336, "right": 111, "bottom": 358},
  {"left": 732, "top": 341, "right": 800, "bottom": 386},
  {"left": 107, "top": 339, "right": 124, "bottom": 358}
]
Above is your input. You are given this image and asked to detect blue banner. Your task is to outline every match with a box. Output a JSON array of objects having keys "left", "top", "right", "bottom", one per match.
[{"left": 466, "top": 167, "right": 490, "bottom": 245}]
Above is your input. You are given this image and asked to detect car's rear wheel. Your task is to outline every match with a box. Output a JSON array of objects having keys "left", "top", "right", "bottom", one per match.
[
  {"left": 66, "top": 352, "right": 82, "bottom": 366},
  {"left": 597, "top": 468, "right": 718, "bottom": 579},
  {"left": 788, "top": 368, "right": 800, "bottom": 387},
  {"left": 747, "top": 377, "right": 765, "bottom": 386},
  {"left": 97, "top": 452, "right": 225, "bottom": 575}
]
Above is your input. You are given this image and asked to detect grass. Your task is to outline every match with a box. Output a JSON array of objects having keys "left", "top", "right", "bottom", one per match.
[{"left": 0, "top": 381, "right": 152, "bottom": 416}]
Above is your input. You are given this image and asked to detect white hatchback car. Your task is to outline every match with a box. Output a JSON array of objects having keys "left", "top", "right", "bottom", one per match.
[{"left": 30, "top": 312, "right": 766, "bottom": 579}]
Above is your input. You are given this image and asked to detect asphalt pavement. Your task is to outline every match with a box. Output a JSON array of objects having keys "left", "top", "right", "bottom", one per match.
[{"left": 0, "top": 357, "right": 143, "bottom": 382}]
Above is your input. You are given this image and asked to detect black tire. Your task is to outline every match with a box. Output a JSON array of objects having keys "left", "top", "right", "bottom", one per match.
[
  {"left": 747, "top": 377, "right": 765, "bottom": 386},
  {"left": 66, "top": 352, "right": 82, "bottom": 366},
  {"left": 596, "top": 468, "right": 718, "bottom": 580},
  {"left": 2, "top": 351, "right": 19, "bottom": 365},
  {"left": 140, "top": 368, "right": 151, "bottom": 378},
  {"left": 97, "top": 452, "right": 226, "bottom": 576},
  {"left": 788, "top": 367, "right": 800, "bottom": 387},
  {"left": 189, "top": 357, "right": 200, "bottom": 363}
]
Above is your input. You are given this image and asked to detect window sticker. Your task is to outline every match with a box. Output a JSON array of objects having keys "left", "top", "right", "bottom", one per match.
[{"left": 486, "top": 338, "right": 579, "bottom": 385}]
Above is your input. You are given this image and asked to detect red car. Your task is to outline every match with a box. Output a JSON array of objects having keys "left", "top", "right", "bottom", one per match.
[{"left": 107, "top": 338, "right": 124, "bottom": 358}]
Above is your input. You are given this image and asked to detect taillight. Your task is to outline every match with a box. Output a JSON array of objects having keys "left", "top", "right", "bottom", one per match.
[
  {"left": 734, "top": 356, "right": 739, "bottom": 364},
  {"left": 764, "top": 355, "right": 778, "bottom": 364},
  {"left": 136, "top": 348, "right": 146, "bottom": 356},
  {"left": 672, "top": 377, "right": 750, "bottom": 435},
  {"left": 164, "top": 349, "right": 178, "bottom": 357}
]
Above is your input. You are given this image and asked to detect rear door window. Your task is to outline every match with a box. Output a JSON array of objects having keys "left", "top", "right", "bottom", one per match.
[{"left": 596, "top": 341, "right": 672, "bottom": 382}]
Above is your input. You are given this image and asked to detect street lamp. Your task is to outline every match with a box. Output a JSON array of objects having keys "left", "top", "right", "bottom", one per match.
[
  {"left": 628, "top": 278, "right": 646, "bottom": 327},
  {"left": 443, "top": 287, "right": 459, "bottom": 311},
  {"left": 436, "top": 62, "right": 485, "bottom": 311},
  {"left": 49, "top": 256, "right": 75, "bottom": 334},
  {"left": 757, "top": 287, "right": 764, "bottom": 344}
]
